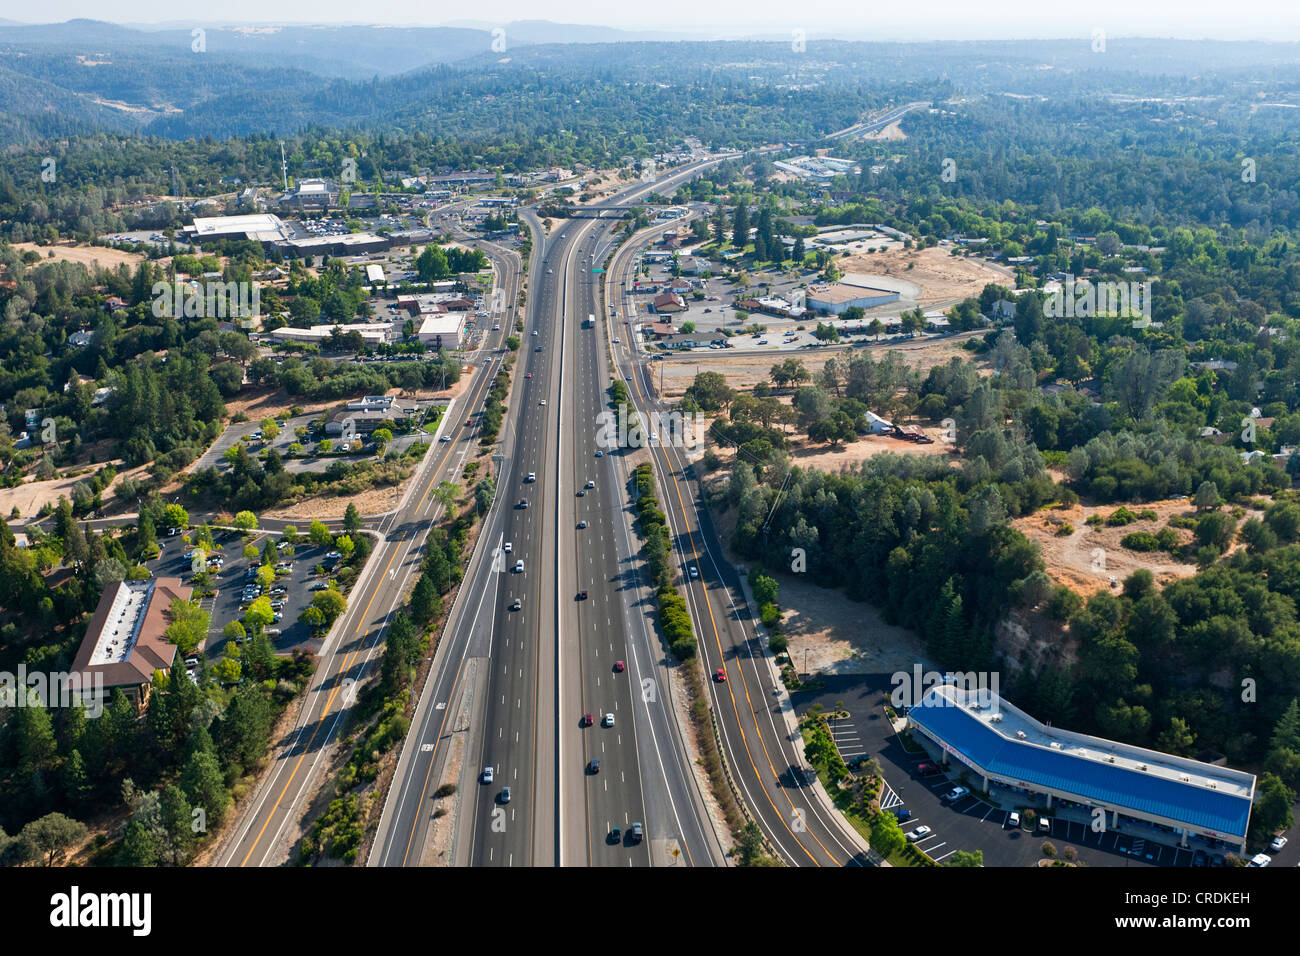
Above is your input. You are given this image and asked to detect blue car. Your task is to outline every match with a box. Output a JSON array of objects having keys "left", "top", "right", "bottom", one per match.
[{"left": 894, "top": 809, "right": 912, "bottom": 822}]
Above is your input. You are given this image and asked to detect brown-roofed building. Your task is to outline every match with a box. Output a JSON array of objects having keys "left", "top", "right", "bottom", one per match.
[
  {"left": 652, "top": 292, "right": 687, "bottom": 313},
  {"left": 71, "top": 577, "right": 192, "bottom": 711}
]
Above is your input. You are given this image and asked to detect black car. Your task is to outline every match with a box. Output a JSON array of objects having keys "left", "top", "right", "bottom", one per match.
[
  {"left": 1192, "top": 849, "right": 1208, "bottom": 867},
  {"left": 588, "top": 758, "right": 600, "bottom": 774}
]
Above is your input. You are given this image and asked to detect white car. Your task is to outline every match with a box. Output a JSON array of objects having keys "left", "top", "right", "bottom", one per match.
[
  {"left": 1007, "top": 811, "right": 1021, "bottom": 829},
  {"left": 1249, "top": 853, "right": 1271, "bottom": 867},
  {"left": 482, "top": 766, "right": 494, "bottom": 784},
  {"left": 603, "top": 713, "right": 615, "bottom": 727},
  {"left": 503, "top": 542, "right": 512, "bottom": 553},
  {"left": 514, "top": 559, "right": 524, "bottom": 573},
  {"left": 906, "top": 826, "right": 932, "bottom": 842},
  {"left": 539, "top": 399, "right": 547, "bottom": 406},
  {"left": 944, "top": 786, "right": 969, "bottom": 802},
  {"left": 1271, "top": 835, "right": 1289, "bottom": 852}
]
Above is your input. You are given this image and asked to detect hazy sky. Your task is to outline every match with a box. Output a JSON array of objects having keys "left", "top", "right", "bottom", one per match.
[{"left": 10, "top": 0, "right": 1300, "bottom": 41}]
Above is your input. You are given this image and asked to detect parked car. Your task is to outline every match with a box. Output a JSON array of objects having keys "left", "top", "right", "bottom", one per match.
[
  {"left": 906, "top": 826, "right": 932, "bottom": 842},
  {"left": 1007, "top": 811, "right": 1021, "bottom": 829},
  {"left": 1249, "top": 853, "right": 1272, "bottom": 867},
  {"left": 944, "top": 786, "right": 969, "bottom": 802},
  {"left": 917, "top": 762, "right": 940, "bottom": 777},
  {"left": 894, "top": 809, "right": 912, "bottom": 822},
  {"left": 1271, "top": 835, "right": 1289, "bottom": 852}
]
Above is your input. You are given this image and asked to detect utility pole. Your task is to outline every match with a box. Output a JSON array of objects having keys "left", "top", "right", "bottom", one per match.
[{"left": 280, "top": 141, "right": 288, "bottom": 192}]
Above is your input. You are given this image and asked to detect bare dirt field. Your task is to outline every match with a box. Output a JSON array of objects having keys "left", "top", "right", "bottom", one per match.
[
  {"left": 863, "top": 121, "right": 907, "bottom": 140},
  {"left": 838, "top": 245, "right": 1012, "bottom": 307},
  {"left": 656, "top": 332, "right": 985, "bottom": 397},
  {"left": 225, "top": 369, "right": 472, "bottom": 425},
  {"left": 706, "top": 476, "right": 929, "bottom": 675},
  {"left": 13, "top": 241, "right": 146, "bottom": 272},
  {"left": 0, "top": 453, "right": 156, "bottom": 521},
  {"left": 1012, "top": 499, "right": 1265, "bottom": 596}
]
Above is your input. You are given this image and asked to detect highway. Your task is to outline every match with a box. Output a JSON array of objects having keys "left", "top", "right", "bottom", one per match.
[
  {"left": 603, "top": 219, "right": 874, "bottom": 867},
  {"left": 213, "top": 237, "right": 522, "bottom": 867},
  {"left": 372, "top": 158, "right": 729, "bottom": 867}
]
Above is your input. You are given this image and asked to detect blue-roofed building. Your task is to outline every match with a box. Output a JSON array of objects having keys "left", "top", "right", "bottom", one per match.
[{"left": 907, "top": 684, "right": 1255, "bottom": 852}]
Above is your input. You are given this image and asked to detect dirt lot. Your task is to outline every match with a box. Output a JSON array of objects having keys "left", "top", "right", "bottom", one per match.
[
  {"left": 0, "top": 460, "right": 152, "bottom": 521},
  {"left": 863, "top": 121, "right": 907, "bottom": 140},
  {"left": 224, "top": 370, "right": 472, "bottom": 425},
  {"left": 838, "top": 245, "right": 1012, "bottom": 307},
  {"left": 12, "top": 241, "right": 146, "bottom": 272},
  {"left": 706, "top": 475, "right": 929, "bottom": 676},
  {"left": 655, "top": 331, "right": 984, "bottom": 397},
  {"left": 1012, "top": 499, "right": 1265, "bottom": 596}
]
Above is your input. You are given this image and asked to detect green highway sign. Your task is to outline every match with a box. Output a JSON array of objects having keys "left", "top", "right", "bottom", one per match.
[{"left": 591, "top": 268, "right": 605, "bottom": 274}]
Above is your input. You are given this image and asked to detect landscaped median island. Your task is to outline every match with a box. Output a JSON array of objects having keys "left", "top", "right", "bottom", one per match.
[{"left": 628, "top": 462, "right": 778, "bottom": 866}]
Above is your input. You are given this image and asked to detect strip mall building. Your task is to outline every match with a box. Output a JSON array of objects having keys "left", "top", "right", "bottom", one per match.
[{"left": 907, "top": 684, "right": 1255, "bottom": 853}]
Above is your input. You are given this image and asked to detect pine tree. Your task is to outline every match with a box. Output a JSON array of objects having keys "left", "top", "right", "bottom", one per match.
[{"left": 732, "top": 202, "right": 749, "bottom": 250}]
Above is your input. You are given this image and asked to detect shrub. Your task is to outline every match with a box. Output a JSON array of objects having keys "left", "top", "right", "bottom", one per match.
[
  {"left": 1106, "top": 506, "right": 1138, "bottom": 527},
  {"left": 1121, "top": 531, "right": 1161, "bottom": 552}
]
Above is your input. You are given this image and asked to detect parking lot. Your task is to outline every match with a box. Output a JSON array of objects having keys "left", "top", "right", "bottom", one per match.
[
  {"left": 192, "top": 406, "right": 438, "bottom": 475},
  {"left": 149, "top": 527, "right": 344, "bottom": 660}
]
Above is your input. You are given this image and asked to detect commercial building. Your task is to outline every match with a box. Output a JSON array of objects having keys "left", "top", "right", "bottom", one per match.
[
  {"left": 279, "top": 178, "right": 338, "bottom": 211},
  {"left": 281, "top": 233, "right": 390, "bottom": 257},
  {"left": 806, "top": 279, "right": 901, "bottom": 315},
  {"left": 652, "top": 293, "right": 688, "bottom": 313},
  {"left": 183, "top": 213, "right": 293, "bottom": 245},
  {"left": 415, "top": 313, "right": 467, "bottom": 348},
  {"left": 266, "top": 323, "right": 394, "bottom": 347},
  {"left": 907, "top": 683, "right": 1255, "bottom": 852},
  {"left": 71, "top": 577, "right": 192, "bottom": 711}
]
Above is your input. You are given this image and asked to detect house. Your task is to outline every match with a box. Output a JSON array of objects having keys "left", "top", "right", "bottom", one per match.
[
  {"left": 68, "top": 331, "right": 94, "bottom": 348},
  {"left": 652, "top": 293, "right": 688, "bottom": 314},
  {"left": 104, "top": 296, "right": 128, "bottom": 312},
  {"left": 865, "top": 411, "right": 894, "bottom": 434}
]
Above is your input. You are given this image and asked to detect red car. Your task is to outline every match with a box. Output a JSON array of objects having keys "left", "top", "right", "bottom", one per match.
[
  {"left": 613, "top": 660, "right": 625, "bottom": 673},
  {"left": 714, "top": 668, "right": 727, "bottom": 683},
  {"left": 582, "top": 713, "right": 593, "bottom": 727},
  {"left": 525, "top": 372, "right": 532, "bottom": 378},
  {"left": 465, "top": 418, "right": 473, "bottom": 426},
  {"left": 917, "top": 762, "right": 940, "bottom": 776}
]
